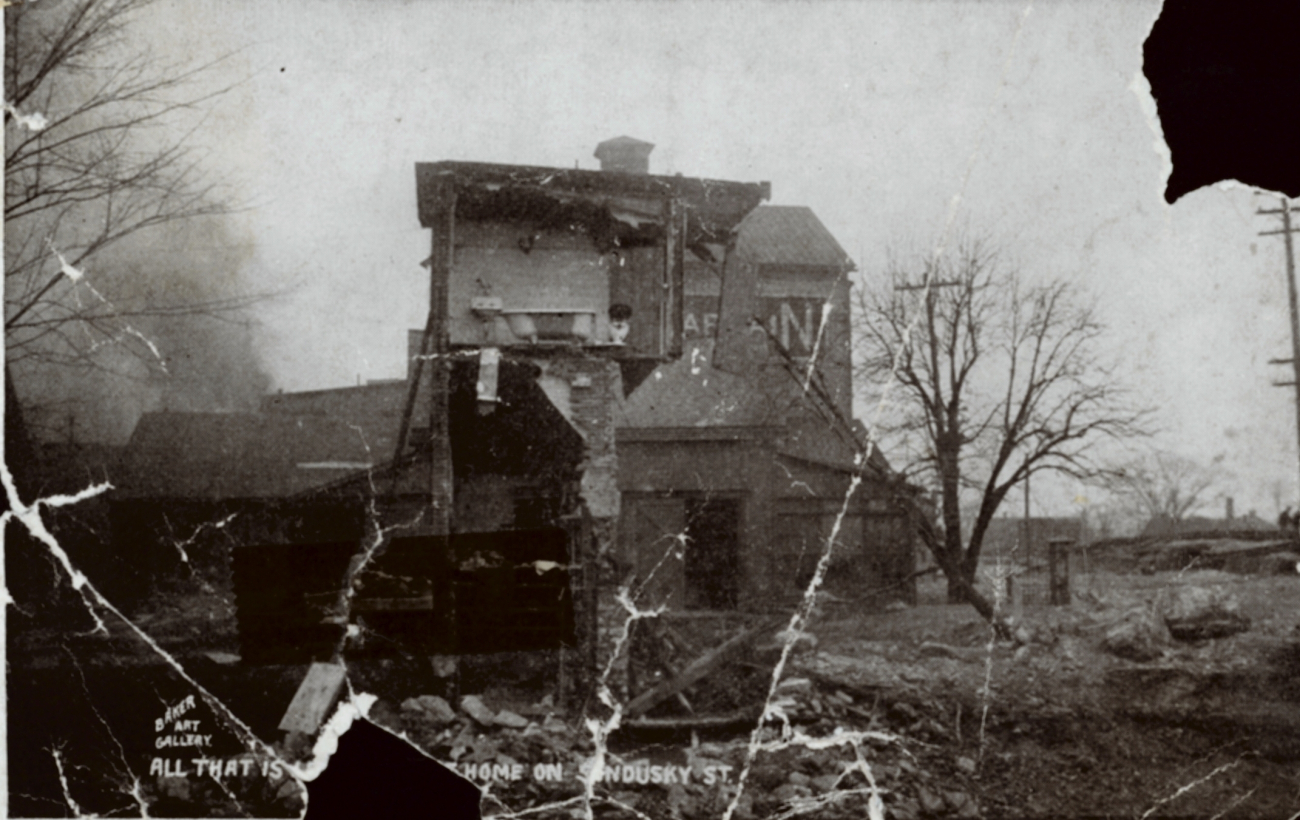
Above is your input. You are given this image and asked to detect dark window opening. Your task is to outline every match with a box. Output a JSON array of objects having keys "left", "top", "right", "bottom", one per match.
[
  {"left": 231, "top": 528, "right": 575, "bottom": 663},
  {"left": 683, "top": 498, "right": 740, "bottom": 610},
  {"left": 512, "top": 493, "right": 562, "bottom": 530}
]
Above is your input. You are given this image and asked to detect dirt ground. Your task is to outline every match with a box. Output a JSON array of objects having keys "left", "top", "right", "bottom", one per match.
[
  {"left": 12, "top": 564, "right": 1300, "bottom": 818},
  {"left": 787, "top": 569, "right": 1300, "bottom": 818},
  {"left": 366, "top": 567, "right": 1300, "bottom": 819}
]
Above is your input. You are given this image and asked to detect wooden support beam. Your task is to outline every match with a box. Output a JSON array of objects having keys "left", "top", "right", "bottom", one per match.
[
  {"left": 624, "top": 620, "right": 774, "bottom": 718},
  {"left": 620, "top": 708, "right": 760, "bottom": 731},
  {"left": 279, "top": 662, "right": 348, "bottom": 735},
  {"left": 669, "top": 197, "right": 686, "bottom": 359}
]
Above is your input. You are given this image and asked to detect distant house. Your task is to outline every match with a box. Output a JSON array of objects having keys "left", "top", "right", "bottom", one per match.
[
  {"left": 979, "top": 516, "right": 1091, "bottom": 567},
  {"left": 1140, "top": 512, "right": 1278, "bottom": 538}
]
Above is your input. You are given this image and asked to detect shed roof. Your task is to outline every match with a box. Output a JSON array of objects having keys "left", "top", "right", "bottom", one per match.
[
  {"left": 616, "top": 351, "right": 893, "bottom": 475},
  {"left": 616, "top": 354, "right": 794, "bottom": 429},
  {"left": 735, "top": 206, "right": 855, "bottom": 270},
  {"left": 113, "top": 412, "right": 378, "bottom": 500}
]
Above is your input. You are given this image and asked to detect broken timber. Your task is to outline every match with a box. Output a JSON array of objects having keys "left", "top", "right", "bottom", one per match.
[
  {"left": 621, "top": 708, "right": 760, "bottom": 730},
  {"left": 279, "top": 662, "right": 348, "bottom": 735},
  {"left": 624, "top": 619, "right": 776, "bottom": 718}
]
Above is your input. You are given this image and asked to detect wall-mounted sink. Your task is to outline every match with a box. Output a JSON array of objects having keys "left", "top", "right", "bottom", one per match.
[{"left": 502, "top": 310, "right": 596, "bottom": 343}]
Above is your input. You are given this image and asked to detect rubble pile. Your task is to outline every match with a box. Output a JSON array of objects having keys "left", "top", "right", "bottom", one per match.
[
  {"left": 370, "top": 670, "right": 988, "bottom": 819},
  {"left": 1159, "top": 584, "right": 1251, "bottom": 641},
  {"left": 1100, "top": 583, "right": 1254, "bottom": 661}
]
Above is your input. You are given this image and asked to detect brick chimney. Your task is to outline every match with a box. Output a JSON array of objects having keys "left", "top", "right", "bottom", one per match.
[
  {"left": 594, "top": 136, "right": 654, "bottom": 174},
  {"left": 1226, "top": 496, "right": 1234, "bottom": 520}
]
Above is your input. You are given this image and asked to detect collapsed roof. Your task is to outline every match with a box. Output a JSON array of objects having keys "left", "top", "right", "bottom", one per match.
[{"left": 416, "top": 161, "right": 771, "bottom": 250}]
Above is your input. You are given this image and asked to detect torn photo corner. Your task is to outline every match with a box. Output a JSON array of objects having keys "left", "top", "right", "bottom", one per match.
[{"left": 6, "top": 2, "right": 1300, "bottom": 819}]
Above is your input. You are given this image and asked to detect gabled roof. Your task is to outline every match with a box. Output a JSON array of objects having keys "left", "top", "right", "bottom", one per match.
[
  {"left": 259, "top": 380, "right": 408, "bottom": 446},
  {"left": 778, "top": 414, "right": 892, "bottom": 476},
  {"left": 615, "top": 349, "right": 893, "bottom": 474},
  {"left": 735, "top": 206, "right": 855, "bottom": 270},
  {"left": 113, "top": 412, "right": 379, "bottom": 500},
  {"left": 594, "top": 135, "right": 655, "bottom": 159}
]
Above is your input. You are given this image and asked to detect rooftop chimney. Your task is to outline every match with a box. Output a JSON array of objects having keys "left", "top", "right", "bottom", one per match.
[{"left": 594, "top": 136, "right": 655, "bottom": 174}]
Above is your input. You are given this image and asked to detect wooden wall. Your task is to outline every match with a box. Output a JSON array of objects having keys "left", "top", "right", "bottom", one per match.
[{"left": 615, "top": 436, "right": 913, "bottom": 612}]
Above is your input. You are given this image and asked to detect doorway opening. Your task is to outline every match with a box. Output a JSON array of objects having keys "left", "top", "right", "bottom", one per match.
[{"left": 684, "top": 498, "right": 740, "bottom": 610}]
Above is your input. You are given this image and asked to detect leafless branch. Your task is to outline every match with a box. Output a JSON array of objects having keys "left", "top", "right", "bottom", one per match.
[
  {"left": 855, "top": 235, "right": 1152, "bottom": 602},
  {"left": 5, "top": 0, "right": 250, "bottom": 370}
]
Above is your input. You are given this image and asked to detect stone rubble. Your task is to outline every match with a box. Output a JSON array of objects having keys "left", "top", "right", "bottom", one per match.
[
  {"left": 379, "top": 668, "right": 994, "bottom": 819},
  {"left": 457, "top": 694, "right": 497, "bottom": 726},
  {"left": 1159, "top": 584, "right": 1252, "bottom": 641},
  {"left": 1102, "top": 606, "right": 1169, "bottom": 661}
]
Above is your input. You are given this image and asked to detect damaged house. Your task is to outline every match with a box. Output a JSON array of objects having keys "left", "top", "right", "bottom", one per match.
[
  {"left": 616, "top": 203, "right": 915, "bottom": 619},
  {"left": 108, "top": 138, "right": 915, "bottom": 702}
]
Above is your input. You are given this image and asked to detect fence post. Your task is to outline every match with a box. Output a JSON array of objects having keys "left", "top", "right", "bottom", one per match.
[
  {"left": 1005, "top": 571, "right": 1024, "bottom": 621},
  {"left": 1048, "top": 537, "right": 1072, "bottom": 606}
]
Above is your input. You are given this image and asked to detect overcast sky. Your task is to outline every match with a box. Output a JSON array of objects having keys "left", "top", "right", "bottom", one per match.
[{"left": 135, "top": 0, "right": 1300, "bottom": 518}]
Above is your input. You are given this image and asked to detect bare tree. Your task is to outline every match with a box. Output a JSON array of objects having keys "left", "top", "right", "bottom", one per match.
[
  {"left": 4, "top": 0, "right": 254, "bottom": 372},
  {"left": 1101, "top": 451, "right": 1219, "bottom": 523},
  {"left": 855, "top": 237, "right": 1150, "bottom": 605}
]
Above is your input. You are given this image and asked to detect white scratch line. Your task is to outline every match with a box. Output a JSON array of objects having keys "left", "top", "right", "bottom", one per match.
[
  {"left": 170, "top": 512, "right": 239, "bottom": 564},
  {"left": 1140, "top": 760, "right": 1242, "bottom": 820},
  {"left": 802, "top": 299, "right": 834, "bottom": 393},
  {"left": 4, "top": 100, "right": 48, "bottom": 131},
  {"left": 724, "top": 474, "right": 862, "bottom": 820},
  {"left": 48, "top": 241, "right": 170, "bottom": 373},
  {"left": 65, "top": 648, "right": 151, "bottom": 816},
  {"left": 50, "top": 747, "right": 89, "bottom": 818},
  {"left": 48, "top": 243, "right": 85, "bottom": 282},
  {"left": 0, "top": 465, "right": 310, "bottom": 785}
]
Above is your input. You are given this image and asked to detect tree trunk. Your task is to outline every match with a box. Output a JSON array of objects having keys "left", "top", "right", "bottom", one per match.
[
  {"left": 937, "top": 435, "right": 966, "bottom": 604},
  {"left": 938, "top": 558, "right": 1006, "bottom": 634},
  {"left": 911, "top": 505, "right": 1011, "bottom": 638},
  {"left": 946, "top": 573, "right": 968, "bottom": 604},
  {"left": 946, "top": 557, "right": 981, "bottom": 604},
  {"left": 954, "top": 551, "right": 981, "bottom": 603},
  {"left": 946, "top": 574, "right": 967, "bottom": 605}
]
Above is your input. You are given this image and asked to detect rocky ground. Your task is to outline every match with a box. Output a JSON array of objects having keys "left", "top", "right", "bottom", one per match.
[
  {"left": 12, "top": 563, "right": 1300, "bottom": 817},
  {"left": 364, "top": 568, "right": 1300, "bottom": 818}
]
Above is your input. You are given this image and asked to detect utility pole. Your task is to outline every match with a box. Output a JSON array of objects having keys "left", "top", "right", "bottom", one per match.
[
  {"left": 1261, "top": 197, "right": 1300, "bottom": 494},
  {"left": 894, "top": 278, "right": 963, "bottom": 353},
  {"left": 1024, "top": 473, "right": 1031, "bottom": 570}
]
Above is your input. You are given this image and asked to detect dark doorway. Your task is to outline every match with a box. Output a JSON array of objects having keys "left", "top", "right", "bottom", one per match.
[{"left": 684, "top": 498, "right": 740, "bottom": 610}]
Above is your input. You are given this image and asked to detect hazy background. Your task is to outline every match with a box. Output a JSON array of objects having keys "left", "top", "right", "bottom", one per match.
[{"left": 26, "top": 0, "right": 1300, "bottom": 520}]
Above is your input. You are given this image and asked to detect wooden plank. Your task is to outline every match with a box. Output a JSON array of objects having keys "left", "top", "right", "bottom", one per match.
[
  {"left": 624, "top": 620, "right": 774, "bottom": 718},
  {"left": 621, "top": 708, "right": 759, "bottom": 730},
  {"left": 712, "top": 252, "right": 764, "bottom": 375},
  {"left": 278, "top": 662, "right": 348, "bottom": 735}
]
